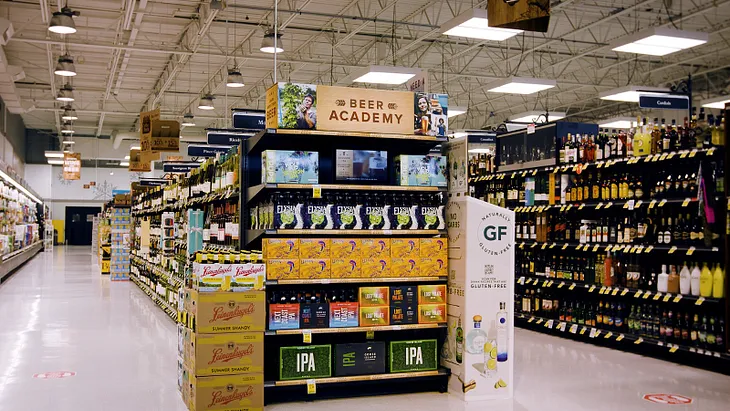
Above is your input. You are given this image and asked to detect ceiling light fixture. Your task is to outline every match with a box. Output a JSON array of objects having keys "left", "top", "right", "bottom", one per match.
[
  {"left": 352, "top": 65, "right": 420, "bottom": 85},
  {"left": 48, "top": 7, "right": 78, "bottom": 35},
  {"left": 226, "top": 69, "right": 244, "bottom": 88},
  {"left": 701, "top": 95, "right": 730, "bottom": 109},
  {"left": 598, "top": 117, "right": 639, "bottom": 129},
  {"left": 47, "top": 159, "right": 64, "bottom": 165},
  {"left": 61, "top": 106, "right": 78, "bottom": 120},
  {"left": 54, "top": 54, "right": 77, "bottom": 76},
  {"left": 119, "top": 161, "right": 129, "bottom": 167},
  {"left": 44, "top": 151, "right": 65, "bottom": 158},
  {"left": 598, "top": 85, "right": 670, "bottom": 102},
  {"left": 260, "top": 29, "right": 284, "bottom": 54},
  {"left": 181, "top": 112, "right": 196, "bottom": 126},
  {"left": 611, "top": 27, "right": 708, "bottom": 57},
  {"left": 61, "top": 123, "right": 74, "bottom": 134},
  {"left": 487, "top": 77, "right": 556, "bottom": 95},
  {"left": 130, "top": 145, "right": 140, "bottom": 151},
  {"left": 198, "top": 94, "right": 215, "bottom": 110},
  {"left": 0, "top": 169, "right": 42, "bottom": 203},
  {"left": 448, "top": 106, "right": 467, "bottom": 118},
  {"left": 440, "top": 8, "right": 523, "bottom": 41},
  {"left": 509, "top": 110, "right": 566, "bottom": 123},
  {"left": 62, "top": 138, "right": 75, "bottom": 145},
  {"left": 124, "top": 155, "right": 130, "bottom": 160},
  {"left": 56, "top": 85, "right": 75, "bottom": 102}
]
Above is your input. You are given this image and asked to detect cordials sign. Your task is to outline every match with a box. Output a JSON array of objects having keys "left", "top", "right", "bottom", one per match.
[{"left": 266, "top": 82, "right": 449, "bottom": 136}]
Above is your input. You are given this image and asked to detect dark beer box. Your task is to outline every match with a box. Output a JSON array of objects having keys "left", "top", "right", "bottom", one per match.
[
  {"left": 335, "top": 342, "right": 386, "bottom": 376},
  {"left": 300, "top": 303, "right": 329, "bottom": 329},
  {"left": 389, "top": 285, "right": 417, "bottom": 307}
]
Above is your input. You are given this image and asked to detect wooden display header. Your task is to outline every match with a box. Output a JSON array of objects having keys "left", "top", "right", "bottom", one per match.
[
  {"left": 488, "top": 0, "right": 550, "bottom": 33},
  {"left": 266, "top": 83, "right": 450, "bottom": 137},
  {"left": 140, "top": 108, "right": 180, "bottom": 152}
]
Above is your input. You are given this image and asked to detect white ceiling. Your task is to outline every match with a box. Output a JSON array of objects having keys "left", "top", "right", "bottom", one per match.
[{"left": 2, "top": 0, "right": 730, "bottom": 159}]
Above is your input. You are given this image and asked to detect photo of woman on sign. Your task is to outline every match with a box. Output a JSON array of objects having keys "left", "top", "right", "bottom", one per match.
[{"left": 414, "top": 93, "right": 431, "bottom": 135}]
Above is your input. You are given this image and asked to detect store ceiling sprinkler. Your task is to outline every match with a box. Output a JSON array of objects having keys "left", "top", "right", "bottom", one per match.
[
  {"left": 48, "top": 7, "right": 78, "bottom": 34},
  {"left": 181, "top": 112, "right": 196, "bottom": 126},
  {"left": 61, "top": 106, "right": 78, "bottom": 121},
  {"left": 54, "top": 54, "right": 77, "bottom": 76},
  {"left": 260, "top": 29, "right": 284, "bottom": 54},
  {"left": 198, "top": 94, "right": 215, "bottom": 110},
  {"left": 487, "top": 77, "right": 556, "bottom": 95},
  {"left": 56, "top": 85, "right": 75, "bottom": 102},
  {"left": 226, "top": 69, "right": 244, "bottom": 88},
  {"left": 612, "top": 27, "right": 708, "bottom": 57}
]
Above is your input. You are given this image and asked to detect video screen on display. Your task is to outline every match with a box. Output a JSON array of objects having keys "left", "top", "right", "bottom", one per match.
[{"left": 335, "top": 150, "right": 388, "bottom": 183}]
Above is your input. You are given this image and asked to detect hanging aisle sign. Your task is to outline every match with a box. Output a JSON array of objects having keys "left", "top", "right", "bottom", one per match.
[
  {"left": 187, "top": 144, "right": 233, "bottom": 157},
  {"left": 206, "top": 130, "right": 252, "bottom": 145},
  {"left": 139, "top": 178, "right": 170, "bottom": 187},
  {"left": 128, "top": 149, "right": 151, "bottom": 172},
  {"left": 639, "top": 94, "right": 689, "bottom": 110},
  {"left": 232, "top": 110, "right": 266, "bottom": 129},
  {"left": 62, "top": 153, "right": 81, "bottom": 180},
  {"left": 163, "top": 162, "right": 201, "bottom": 173},
  {"left": 140, "top": 108, "right": 180, "bottom": 152}
]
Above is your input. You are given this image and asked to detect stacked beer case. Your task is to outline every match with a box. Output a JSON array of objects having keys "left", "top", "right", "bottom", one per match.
[
  {"left": 178, "top": 260, "right": 267, "bottom": 411},
  {"left": 110, "top": 207, "right": 131, "bottom": 281}
]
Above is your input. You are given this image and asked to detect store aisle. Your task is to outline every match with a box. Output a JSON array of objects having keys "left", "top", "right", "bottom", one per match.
[{"left": 1, "top": 247, "right": 729, "bottom": 411}]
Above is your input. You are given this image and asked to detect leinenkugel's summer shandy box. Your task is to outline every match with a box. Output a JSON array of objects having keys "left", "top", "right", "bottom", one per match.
[
  {"left": 187, "top": 290, "right": 266, "bottom": 333},
  {"left": 188, "top": 373, "right": 264, "bottom": 411},
  {"left": 185, "top": 332, "right": 264, "bottom": 376}
]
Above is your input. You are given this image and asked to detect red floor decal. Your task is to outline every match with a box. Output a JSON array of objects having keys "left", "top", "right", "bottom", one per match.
[
  {"left": 33, "top": 371, "right": 76, "bottom": 379},
  {"left": 643, "top": 394, "right": 693, "bottom": 405}
]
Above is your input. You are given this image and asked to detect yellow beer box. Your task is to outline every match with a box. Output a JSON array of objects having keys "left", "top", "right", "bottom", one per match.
[
  {"left": 418, "top": 284, "right": 447, "bottom": 304},
  {"left": 419, "top": 238, "right": 448, "bottom": 258},
  {"left": 420, "top": 257, "right": 447, "bottom": 277},
  {"left": 185, "top": 332, "right": 264, "bottom": 376},
  {"left": 263, "top": 238, "right": 299, "bottom": 259},
  {"left": 300, "top": 259, "right": 331, "bottom": 279},
  {"left": 196, "top": 263, "right": 236, "bottom": 292},
  {"left": 188, "top": 290, "right": 266, "bottom": 333},
  {"left": 266, "top": 259, "right": 300, "bottom": 280},
  {"left": 299, "top": 239, "right": 331, "bottom": 259},
  {"left": 361, "top": 257, "right": 390, "bottom": 278},
  {"left": 231, "top": 264, "right": 266, "bottom": 291},
  {"left": 359, "top": 286, "right": 390, "bottom": 306},
  {"left": 392, "top": 258, "right": 420, "bottom": 277},
  {"left": 331, "top": 239, "right": 361, "bottom": 259},
  {"left": 418, "top": 304, "right": 447, "bottom": 324},
  {"left": 361, "top": 238, "right": 390, "bottom": 259},
  {"left": 359, "top": 306, "right": 390, "bottom": 327},
  {"left": 189, "top": 374, "right": 264, "bottom": 411},
  {"left": 331, "top": 258, "right": 361, "bottom": 278},
  {"left": 391, "top": 238, "right": 420, "bottom": 259}
]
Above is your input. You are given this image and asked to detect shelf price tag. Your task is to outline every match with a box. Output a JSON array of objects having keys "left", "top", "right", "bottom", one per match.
[
  {"left": 673, "top": 295, "right": 683, "bottom": 303},
  {"left": 303, "top": 331, "right": 312, "bottom": 344},
  {"left": 562, "top": 243, "right": 569, "bottom": 250},
  {"left": 612, "top": 288, "right": 619, "bottom": 296},
  {"left": 558, "top": 281, "right": 565, "bottom": 289},
  {"left": 559, "top": 322, "right": 567, "bottom": 332},
  {"left": 653, "top": 292, "right": 662, "bottom": 301},
  {"left": 528, "top": 317, "right": 535, "bottom": 323},
  {"left": 518, "top": 277, "right": 525, "bottom": 285},
  {"left": 686, "top": 247, "right": 696, "bottom": 256},
  {"left": 635, "top": 337, "right": 644, "bottom": 345},
  {"left": 635, "top": 200, "right": 643, "bottom": 208},
  {"left": 621, "top": 288, "right": 629, "bottom": 296},
  {"left": 634, "top": 290, "right": 643, "bottom": 298},
  {"left": 682, "top": 198, "right": 692, "bottom": 207},
  {"left": 542, "top": 280, "right": 549, "bottom": 287},
  {"left": 548, "top": 280, "right": 554, "bottom": 287},
  {"left": 643, "top": 291, "right": 652, "bottom": 299},
  {"left": 593, "top": 329, "right": 601, "bottom": 338},
  {"left": 668, "top": 246, "right": 677, "bottom": 254},
  {"left": 669, "top": 345, "right": 679, "bottom": 353},
  {"left": 569, "top": 283, "right": 576, "bottom": 291},
  {"left": 695, "top": 297, "right": 705, "bottom": 306},
  {"left": 541, "top": 243, "right": 547, "bottom": 250},
  {"left": 578, "top": 203, "right": 585, "bottom": 210},
  {"left": 598, "top": 286, "right": 606, "bottom": 294},
  {"left": 645, "top": 246, "right": 654, "bottom": 253},
  {"left": 576, "top": 245, "right": 583, "bottom": 251},
  {"left": 658, "top": 199, "right": 667, "bottom": 207},
  {"left": 307, "top": 379, "right": 317, "bottom": 395},
  {"left": 550, "top": 243, "right": 557, "bottom": 249},
  {"left": 616, "top": 334, "right": 625, "bottom": 342},
  {"left": 689, "top": 149, "right": 698, "bottom": 158},
  {"left": 569, "top": 324, "right": 578, "bottom": 334},
  {"left": 663, "top": 293, "right": 672, "bottom": 302},
  {"left": 659, "top": 153, "right": 668, "bottom": 161},
  {"left": 519, "top": 243, "right": 525, "bottom": 249},
  {"left": 545, "top": 320, "right": 554, "bottom": 328},
  {"left": 604, "top": 331, "right": 613, "bottom": 339},
  {"left": 531, "top": 242, "right": 538, "bottom": 248},
  {"left": 649, "top": 200, "right": 657, "bottom": 209},
  {"left": 596, "top": 202, "right": 604, "bottom": 210},
  {"left": 605, "top": 202, "right": 613, "bottom": 209},
  {"left": 588, "top": 285, "right": 596, "bottom": 293},
  {"left": 580, "top": 327, "right": 587, "bottom": 335},
  {"left": 366, "top": 330, "right": 375, "bottom": 340},
  {"left": 680, "top": 151, "right": 689, "bottom": 159}
]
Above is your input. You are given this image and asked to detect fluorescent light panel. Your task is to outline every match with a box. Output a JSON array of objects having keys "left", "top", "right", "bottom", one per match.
[
  {"left": 448, "top": 106, "right": 467, "bottom": 117},
  {"left": 598, "top": 117, "right": 638, "bottom": 129},
  {"left": 510, "top": 111, "right": 565, "bottom": 123},
  {"left": 352, "top": 65, "right": 419, "bottom": 85},
  {"left": 441, "top": 8, "right": 522, "bottom": 41},
  {"left": 47, "top": 159, "right": 64, "bottom": 165},
  {"left": 44, "top": 151, "right": 64, "bottom": 158},
  {"left": 487, "top": 77, "right": 556, "bottom": 95},
  {"left": 612, "top": 28, "right": 708, "bottom": 56},
  {"left": 0, "top": 169, "right": 42, "bottom": 203},
  {"left": 701, "top": 96, "right": 730, "bottom": 109},
  {"left": 599, "top": 85, "right": 670, "bottom": 102},
  {"left": 119, "top": 162, "right": 130, "bottom": 167}
]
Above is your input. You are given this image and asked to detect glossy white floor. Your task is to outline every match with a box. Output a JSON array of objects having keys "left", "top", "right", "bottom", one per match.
[{"left": 1, "top": 247, "right": 729, "bottom": 411}]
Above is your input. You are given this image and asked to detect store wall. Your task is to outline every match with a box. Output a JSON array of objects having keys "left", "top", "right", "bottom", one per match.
[
  {"left": 0, "top": 99, "right": 27, "bottom": 176},
  {"left": 25, "top": 164, "right": 161, "bottom": 243}
]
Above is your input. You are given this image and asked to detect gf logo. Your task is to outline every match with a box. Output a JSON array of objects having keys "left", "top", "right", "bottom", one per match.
[{"left": 483, "top": 225, "right": 508, "bottom": 241}]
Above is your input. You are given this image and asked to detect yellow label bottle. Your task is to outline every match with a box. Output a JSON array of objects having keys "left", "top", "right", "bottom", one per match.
[
  {"left": 712, "top": 264, "right": 725, "bottom": 298},
  {"left": 699, "top": 263, "right": 713, "bottom": 297}
]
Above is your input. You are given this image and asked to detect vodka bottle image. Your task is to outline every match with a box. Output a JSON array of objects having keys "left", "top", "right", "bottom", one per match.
[
  {"left": 496, "top": 302, "right": 508, "bottom": 362},
  {"left": 465, "top": 315, "right": 487, "bottom": 354}
]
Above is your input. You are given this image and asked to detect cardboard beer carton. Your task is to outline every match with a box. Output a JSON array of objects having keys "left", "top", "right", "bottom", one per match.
[
  {"left": 391, "top": 238, "right": 420, "bottom": 259},
  {"left": 268, "top": 303, "right": 301, "bottom": 330},
  {"left": 300, "top": 259, "right": 331, "bottom": 279},
  {"left": 419, "top": 238, "right": 448, "bottom": 258},
  {"left": 231, "top": 264, "right": 266, "bottom": 291},
  {"left": 390, "top": 286, "right": 417, "bottom": 306},
  {"left": 418, "top": 284, "right": 447, "bottom": 304},
  {"left": 299, "top": 239, "right": 331, "bottom": 259},
  {"left": 390, "top": 304, "right": 418, "bottom": 325},
  {"left": 359, "top": 306, "right": 390, "bottom": 327},
  {"left": 195, "top": 263, "right": 236, "bottom": 292},
  {"left": 359, "top": 286, "right": 389, "bottom": 306},
  {"left": 185, "top": 332, "right": 264, "bottom": 376},
  {"left": 392, "top": 258, "right": 420, "bottom": 277},
  {"left": 329, "top": 302, "right": 359, "bottom": 328},
  {"left": 331, "top": 239, "right": 361, "bottom": 259},
  {"left": 361, "top": 257, "right": 390, "bottom": 278},
  {"left": 418, "top": 303, "right": 447, "bottom": 324},
  {"left": 331, "top": 258, "right": 361, "bottom": 278},
  {"left": 263, "top": 238, "right": 299, "bottom": 259},
  {"left": 188, "top": 290, "right": 266, "bottom": 333},
  {"left": 189, "top": 374, "right": 264, "bottom": 411},
  {"left": 361, "top": 238, "right": 390, "bottom": 259},
  {"left": 266, "top": 259, "right": 300, "bottom": 280},
  {"left": 420, "top": 257, "right": 447, "bottom": 277}
]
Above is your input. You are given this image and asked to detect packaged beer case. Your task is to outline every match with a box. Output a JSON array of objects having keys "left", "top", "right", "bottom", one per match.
[
  {"left": 362, "top": 257, "right": 390, "bottom": 278},
  {"left": 299, "top": 238, "right": 331, "bottom": 259},
  {"left": 300, "top": 259, "right": 331, "bottom": 279},
  {"left": 392, "top": 258, "right": 420, "bottom": 277},
  {"left": 331, "top": 239, "right": 361, "bottom": 259},
  {"left": 331, "top": 258, "right": 361, "bottom": 278},
  {"left": 266, "top": 259, "right": 300, "bottom": 280},
  {"left": 361, "top": 238, "right": 390, "bottom": 258},
  {"left": 391, "top": 238, "right": 420, "bottom": 259},
  {"left": 263, "top": 238, "right": 299, "bottom": 259}
]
